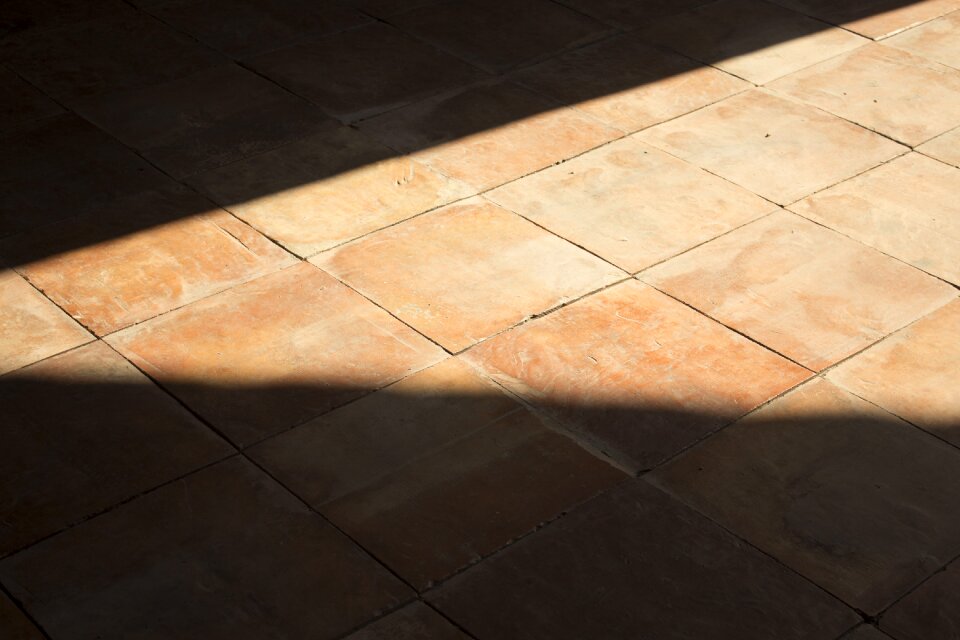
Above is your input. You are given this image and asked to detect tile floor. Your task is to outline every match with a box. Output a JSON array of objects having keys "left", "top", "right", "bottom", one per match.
[{"left": 1, "top": 0, "right": 958, "bottom": 638}]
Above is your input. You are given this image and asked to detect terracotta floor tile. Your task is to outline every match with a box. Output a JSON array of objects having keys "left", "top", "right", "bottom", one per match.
[
  {"left": 487, "top": 137, "right": 775, "bottom": 272},
  {"left": 511, "top": 34, "right": 749, "bottom": 132},
  {"left": 641, "top": 0, "right": 866, "bottom": 84},
  {"left": 827, "top": 300, "right": 960, "bottom": 447},
  {"left": 344, "top": 602, "right": 468, "bottom": 640},
  {"left": 429, "top": 481, "right": 858, "bottom": 639},
  {"left": 6, "top": 189, "right": 296, "bottom": 336},
  {"left": 636, "top": 90, "right": 905, "bottom": 205},
  {"left": 769, "top": 0, "right": 960, "bottom": 39},
  {"left": 642, "top": 211, "right": 956, "bottom": 370},
  {"left": 360, "top": 82, "right": 622, "bottom": 191},
  {"left": 0, "top": 270, "right": 91, "bottom": 376},
  {"left": 649, "top": 378, "right": 960, "bottom": 613},
  {"left": 190, "top": 126, "right": 473, "bottom": 257},
  {"left": 882, "top": 560, "right": 960, "bottom": 640},
  {"left": 313, "top": 198, "right": 624, "bottom": 352},
  {"left": 245, "top": 23, "right": 487, "bottom": 122},
  {"left": 74, "top": 64, "right": 333, "bottom": 179},
  {"left": 789, "top": 153, "right": 960, "bottom": 284},
  {"left": 886, "top": 10, "right": 960, "bottom": 69},
  {"left": 556, "top": 0, "right": 712, "bottom": 28},
  {"left": 919, "top": 126, "right": 960, "bottom": 167},
  {"left": 0, "top": 342, "right": 231, "bottom": 556},
  {"left": 0, "top": 593, "right": 42, "bottom": 640},
  {"left": 387, "top": 0, "right": 608, "bottom": 74},
  {"left": 0, "top": 68, "right": 62, "bottom": 132},
  {"left": 0, "top": 457, "right": 411, "bottom": 640},
  {"left": 769, "top": 44, "right": 960, "bottom": 146},
  {"left": 107, "top": 263, "right": 445, "bottom": 446},
  {"left": 464, "top": 280, "right": 809, "bottom": 472}
]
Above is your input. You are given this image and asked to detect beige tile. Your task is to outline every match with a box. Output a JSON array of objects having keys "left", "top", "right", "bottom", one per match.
[
  {"left": 886, "top": 10, "right": 960, "bottom": 68},
  {"left": 488, "top": 137, "right": 775, "bottom": 272},
  {"left": 313, "top": 198, "right": 624, "bottom": 351},
  {"left": 643, "top": 211, "right": 956, "bottom": 370},
  {"left": 790, "top": 153, "right": 960, "bottom": 284},
  {"left": 637, "top": 89, "right": 905, "bottom": 204},
  {"left": 919, "top": 126, "right": 960, "bottom": 167},
  {"left": 190, "top": 126, "right": 473, "bottom": 256},
  {"left": 642, "top": 0, "right": 867, "bottom": 84},
  {"left": 770, "top": 0, "right": 960, "bottom": 39}
]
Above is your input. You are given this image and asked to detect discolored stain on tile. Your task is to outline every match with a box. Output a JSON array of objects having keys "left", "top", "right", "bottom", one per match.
[
  {"left": 0, "top": 593, "right": 43, "bottom": 640},
  {"left": 769, "top": 0, "right": 960, "bottom": 39},
  {"left": 886, "top": 10, "right": 960, "bottom": 69},
  {"left": 919, "top": 126, "right": 960, "bottom": 167},
  {"left": 556, "top": 0, "right": 712, "bottom": 28},
  {"left": 882, "top": 560, "right": 960, "bottom": 640},
  {"left": 0, "top": 68, "right": 62, "bottom": 132},
  {"left": 343, "top": 602, "right": 469, "bottom": 640}
]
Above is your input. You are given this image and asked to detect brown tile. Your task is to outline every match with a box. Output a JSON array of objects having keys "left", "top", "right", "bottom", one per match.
[
  {"left": 345, "top": 602, "right": 468, "bottom": 640},
  {"left": 7, "top": 190, "right": 296, "bottom": 336},
  {"left": 0, "top": 457, "right": 411, "bottom": 639},
  {"left": 844, "top": 626, "right": 896, "bottom": 640},
  {"left": 107, "top": 263, "right": 445, "bottom": 446},
  {"left": 919, "top": 126, "right": 960, "bottom": 167},
  {"left": 74, "top": 64, "right": 332, "bottom": 179},
  {"left": 190, "top": 126, "right": 473, "bottom": 256},
  {"left": 245, "top": 23, "right": 487, "bottom": 122},
  {"left": 429, "top": 481, "right": 858, "bottom": 639},
  {"left": 649, "top": 378, "right": 960, "bottom": 613},
  {"left": 511, "top": 34, "right": 749, "bottom": 132},
  {"left": 642, "top": 0, "right": 866, "bottom": 84},
  {"left": 0, "top": 0, "right": 133, "bottom": 39},
  {"left": 886, "top": 10, "right": 960, "bottom": 69},
  {"left": 790, "top": 153, "right": 960, "bottom": 284},
  {"left": 769, "top": 0, "right": 960, "bottom": 39},
  {"left": 0, "top": 593, "right": 42, "bottom": 640},
  {"left": 882, "top": 560, "right": 960, "bottom": 640},
  {"left": 556, "top": 0, "right": 712, "bottom": 28},
  {"left": 313, "top": 198, "right": 624, "bottom": 352},
  {"left": 643, "top": 212, "right": 955, "bottom": 370},
  {"left": 0, "top": 342, "right": 231, "bottom": 556},
  {"left": 769, "top": 44, "right": 960, "bottom": 146},
  {"left": 464, "top": 280, "right": 810, "bottom": 472},
  {"left": 337, "top": 0, "right": 436, "bottom": 17},
  {"left": 388, "top": 0, "right": 608, "bottom": 74},
  {"left": 827, "top": 300, "right": 960, "bottom": 447},
  {"left": 361, "top": 82, "right": 622, "bottom": 190},
  {"left": 0, "top": 68, "right": 61, "bottom": 131},
  {"left": 488, "top": 137, "right": 775, "bottom": 272}
]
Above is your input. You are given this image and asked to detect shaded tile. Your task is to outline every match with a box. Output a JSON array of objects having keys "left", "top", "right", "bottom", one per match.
[
  {"left": 7, "top": 189, "right": 296, "bottom": 336},
  {"left": 636, "top": 90, "right": 905, "bottom": 204},
  {"left": 919, "top": 126, "right": 960, "bottom": 167},
  {"left": 337, "top": 0, "right": 436, "bottom": 17},
  {"left": 0, "top": 0, "right": 132, "bottom": 39},
  {"left": 770, "top": 0, "right": 960, "bottom": 39},
  {"left": 75, "top": 64, "right": 332, "bottom": 179},
  {"left": 648, "top": 378, "right": 960, "bottom": 613},
  {"left": 388, "top": 0, "right": 608, "bottom": 74},
  {"left": 361, "top": 82, "right": 622, "bottom": 191},
  {"left": 827, "top": 300, "right": 960, "bottom": 447},
  {"left": 642, "top": 0, "right": 866, "bottom": 84},
  {"left": 769, "top": 44, "right": 960, "bottom": 146},
  {"left": 313, "top": 198, "right": 624, "bottom": 352},
  {"left": 190, "top": 126, "right": 473, "bottom": 256},
  {"left": 511, "top": 34, "right": 749, "bottom": 132},
  {"left": 345, "top": 602, "right": 468, "bottom": 640},
  {"left": 464, "top": 280, "right": 809, "bottom": 472},
  {"left": 883, "top": 560, "right": 960, "bottom": 640},
  {"left": 245, "top": 23, "right": 487, "bottom": 122},
  {"left": 429, "top": 481, "right": 858, "bottom": 639},
  {"left": 643, "top": 212, "right": 955, "bottom": 370},
  {"left": 0, "top": 68, "right": 61, "bottom": 131},
  {"left": 844, "top": 626, "right": 896, "bottom": 640},
  {"left": 790, "top": 153, "right": 960, "bottom": 284},
  {"left": 0, "top": 457, "right": 411, "bottom": 640},
  {"left": 107, "top": 263, "right": 445, "bottom": 446},
  {"left": 886, "top": 10, "right": 960, "bottom": 69},
  {"left": 487, "top": 137, "right": 775, "bottom": 272},
  {"left": 0, "top": 342, "right": 231, "bottom": 556},
  {"left": 0, "top": 594, "right": 42, "bottom": 640},
  {"left": 557, "top": 0, "right": 711, "bottom": 28}
]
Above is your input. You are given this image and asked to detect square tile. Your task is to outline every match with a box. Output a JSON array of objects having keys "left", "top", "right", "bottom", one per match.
[
  {"left": 827, "top": 300, "right": 960, "bottom": 447},
  {"left": 245, "top": 23, "right": 487, "bottom": 122},
  {"left": 190, "top": 126, "right": 473, "bottom": 256},
  {"left": 361, "top": 82, "right": 622, "bottom": 191},
  {"left": 770, "top": 0, "right": 960, "bottom": 39},
  {"left": 251, "top": 358, "right": 625, "bottom": 588},
  {"left": 344, "top": 602, "right": 468, "bottom": 640},
  {"left": 107, "top": 263, "right": 445, "bottom": 446},
  {"left": 511, "top": 34, "right": 749, "bottom": 132},
  {"left": 0, "top": 457, "right": 411, "bottom": 639},
  {"left": 6, "top": 189, "right": 296, "bottom": 336},
  {"left": 882, "top": 560, "right": 960, "bottom": 640},
  {"left": 429, "top": 481, "right": 858, "bottom": 639},
  {"left": 648, "top": 378, "right": 960, "bottom": 613},
  {"left": 313, "top": 198, "right": 625, "bottom": 352},
  {"left": 74, "top": 64, "right": 333, "bottom": 179},
  {"left": 886, "top": 10, "right": 960, "bottom": 69},
  {"left": 556, "top": 0, "right": 711, "bottom": 28},
  {"left": 0, "top": 270, "right": 91, "bottom": 375},
  {"left": 487, "top": 137, "right": 775, "bottom": 272},
  {"left": 0, "top": 593, "right": 42, "bottom": 640},
  {"left": 0, "top": 68, "right": 62, "bottom": 132},
  {"left": 769, "top": 44, "right": 960, "bottom": 145},
  {"left": 789, "top": 153, "right": 960, "bottom": 284},
  {"left": 464, "top": 280, "right": 810, "bottom": 472},
  {"left": 642, "top": 211, "right": 956, "bottom": 370},
  {"left": 641, "top": 0, "right": 866, "bottom": 84},
  {"left": 0, "top": 342, "right": 231, "bottom": 556},
  {"left": 636, "top": 90, "right": 905, "bottom": 204},
  {"left": 919, "top": 126, "right": 960, "bottom": 167}
]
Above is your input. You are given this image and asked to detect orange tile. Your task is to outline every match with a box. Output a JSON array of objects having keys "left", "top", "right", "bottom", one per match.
[
  {"left": 919, "top": 126, "right": 960, "bottom": 167},
  {"left": 107, "top": 263, "right": 445, "bottom": 445},
  {"left": 886, "top": 10, "right": 960, "bottom": 68},
  {"left": 642, "top": 211, "right": 956, "bottom": 370},
  {"left": 488, "top": 137, "right": 775, "bottom": 272},
  {"left": 464, "top": 280, "right": 810, "bottom": 471},
  {"left": 770, "top": 0, "right": 960, "bottom": 39},
  {"left": 313, "top": 198, "right": 625, "bottom": 352},
  {"left": 790, "top": 153, "right": 960, "bottom": 284},
  {"left": 557, "top": 0, "right": 712, "bottom": 27},
  {"left": 637, "top": 89, "right": 905, "bottom": 204}
]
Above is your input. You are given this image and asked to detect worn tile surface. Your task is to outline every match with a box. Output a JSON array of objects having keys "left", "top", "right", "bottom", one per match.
[
  {"left": 919, "top": 126, "right": 960, "bottom": 166},
  {"left": 343, "top": 602, "right": 468, "bottom": 640},
  {"left": 887, "top": 10, "right": 960, "bottom": 69},
  {"left": 882, "top": 560, "right": 960, "bottom": 640},
  {"left": 770, "top": 0, "right": 960, "bottom": 39}
]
